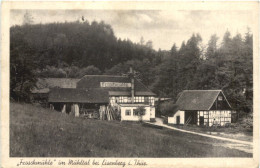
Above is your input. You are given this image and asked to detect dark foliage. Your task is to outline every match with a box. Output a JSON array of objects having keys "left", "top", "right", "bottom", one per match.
[
  {"left": 152, "top": 31, "right": 253, "bottom": 116},
  {"left": 159, "top": 101, "right": 179, "bottom": 117}
]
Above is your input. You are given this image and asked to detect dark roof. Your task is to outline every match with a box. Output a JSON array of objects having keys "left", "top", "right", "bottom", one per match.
[
  {"left": 176, "top": 90, "right": 231, "bottom": 110},
  {"left": 48, "top": 88, "right": 109, "bottom": 103},
  {"left": 77, "top": 75, "right": 155, "bottom": 95},
  {"left": 32, "top": 78, "right": 80, "bottom": 93}
]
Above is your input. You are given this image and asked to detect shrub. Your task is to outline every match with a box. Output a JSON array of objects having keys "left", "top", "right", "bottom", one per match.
[
  {"left": 150, "top": 118, "right": 156, "bottom": 122},
  {"left": 159, "top": 101, "right": 179, "bottom": 117},
  {"left": 162, "top": 117, "right": 168, "bottom": 124},
  {"left": 135, "top": 106, "right": 146, "bottom": 122}
]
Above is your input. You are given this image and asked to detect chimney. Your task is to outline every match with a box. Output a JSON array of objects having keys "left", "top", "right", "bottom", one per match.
[{"left": 130, "top": 67, "right": 134, "bottom": 103}]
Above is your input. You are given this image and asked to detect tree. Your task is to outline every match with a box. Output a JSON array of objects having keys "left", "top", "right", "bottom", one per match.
[
  {"left": 76, "top": 65, "right": 101, "bottom": 77},
  {"left": 205, "top": 34, "right": 219, "bottom": 60},
  {"left": 10, "top": 20, "right": 155, "bottom": 75},
  {"left": 145, "top": 40, "right": 153, "bottom": 49},
  {"left": 23, "top": 11, "right": 34, "bottom": 25},
  {"left": 159, "top": 101, "right": 179, "bottom": 117},
  {"left": 10, "top": 41, "right": 37, "bottom": 102},
  {"left": 140, "top": 36, "right": 145, "bottom": 45},
  {"left": 39, "top": 66, "right": 67, "bottom": 78},
  {"left": 135, "top": 106, "right": 146, "bottom": 122},
  {"left": 152, "top": 53, "right": 178, "bottom": 98},
  {"left": 177, "top": 34, "right": 202, "bottom": 90}
]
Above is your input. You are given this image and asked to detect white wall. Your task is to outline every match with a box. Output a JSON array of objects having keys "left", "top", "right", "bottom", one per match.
[
  {"left": 150, "top": 107, "right": 155, "bottom": 119},
  {"left": 168, "top": 110, "right": 185, "bottom": 124},
  {"left": 121, "top": 106, "right": 151, "bottom": 121}
]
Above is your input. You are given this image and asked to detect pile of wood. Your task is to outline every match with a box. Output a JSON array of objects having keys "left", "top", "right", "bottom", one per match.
[
  {"left": 81, "top": 108, "right": 99, "bottom": 119},
  {"left": 99, "top": 105, "right": 120, "bottom": 121}
]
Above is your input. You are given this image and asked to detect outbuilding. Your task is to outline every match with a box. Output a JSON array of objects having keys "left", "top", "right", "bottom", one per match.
[{"left": 168, "top": 90, "right": 233, "bottom": 126}]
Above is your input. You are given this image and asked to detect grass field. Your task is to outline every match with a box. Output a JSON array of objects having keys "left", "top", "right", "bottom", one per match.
[{"left": 10, "top": 102, "right": 252, "bottom": 157}]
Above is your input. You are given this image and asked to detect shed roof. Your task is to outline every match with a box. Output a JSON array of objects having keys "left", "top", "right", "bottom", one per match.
[
  {"left": 32, "top": 78, "right": 80, "bottom": 93},
  {"left": 176, "top": 90, "right": 231, "bottom": 110},
  {"left": 48, "top": 88, "right": 109, "bottom": 103}
]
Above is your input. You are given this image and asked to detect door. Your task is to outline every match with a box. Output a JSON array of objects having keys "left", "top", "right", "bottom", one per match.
[
  {"left": 199, "top": 116, "right": 204, "bottom": 126},
  {"left": 176, "top": 116, "right": 180, "bottom": 124}
]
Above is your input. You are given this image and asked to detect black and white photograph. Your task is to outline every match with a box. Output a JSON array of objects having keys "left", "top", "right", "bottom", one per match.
[{"left": 1, "top": 1, "right": 259, "bottom": 168}]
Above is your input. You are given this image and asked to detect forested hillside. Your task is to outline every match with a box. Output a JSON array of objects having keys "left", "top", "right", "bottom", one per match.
[{"left": 10, "top": 19, "right": 253, "bottom": 115}]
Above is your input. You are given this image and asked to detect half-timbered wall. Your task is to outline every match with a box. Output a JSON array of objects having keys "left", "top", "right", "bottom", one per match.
[
  {"left": 109, "top": 96, "right": 155, "bottom": 106},
  {"left": 197, "top": 110, "right": 231, "bottom": 126}
]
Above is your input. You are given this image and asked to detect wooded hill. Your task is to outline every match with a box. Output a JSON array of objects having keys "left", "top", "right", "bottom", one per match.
[{"left": 10, "top": 19, "right": 253, "bottom": 116}]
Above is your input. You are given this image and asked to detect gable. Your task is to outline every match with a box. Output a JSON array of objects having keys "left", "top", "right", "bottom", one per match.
[
  {"left": 176, "top": 90, "right": 231, "bottom": 111},
  {"left": 210, "top": 92, "right": 232, "bottom": 110}
]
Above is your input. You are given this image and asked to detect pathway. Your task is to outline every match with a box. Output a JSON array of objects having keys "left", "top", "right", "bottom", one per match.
[{"left": 149, "top": 118, "right": 253, "bottom": 145}]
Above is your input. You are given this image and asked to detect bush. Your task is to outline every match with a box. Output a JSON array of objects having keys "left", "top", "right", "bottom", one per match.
[
  {"left": 76, "top": 65, "right": 101, "bottom": 78},
  {"left": 135, "top": 106, "right": 146, "bottom": 122},
  {"left": 162, "top": 117, "right": 168, "bottom": 124},
  {"left": 238, "top": 113, "right": 253, "bottom": 129},
  {"left": 159, "top": 101, "right": 179, "bottom": 117},
  {"left": 150, "top": 118, "right": 156, "bottom": 122}
]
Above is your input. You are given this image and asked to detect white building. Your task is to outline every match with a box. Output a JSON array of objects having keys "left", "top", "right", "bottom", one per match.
[{"left": 120, "top": 104, "right": 152, "bottom": 121}]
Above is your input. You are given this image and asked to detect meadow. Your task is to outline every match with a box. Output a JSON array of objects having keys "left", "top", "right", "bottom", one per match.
[{"left": 10, "top": 102, "right": 251, "bottom": 157}]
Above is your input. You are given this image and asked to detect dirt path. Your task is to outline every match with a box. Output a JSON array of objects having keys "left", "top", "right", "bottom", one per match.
[{"left": 148, "top": 118, "right": 253, "bottom": 153}]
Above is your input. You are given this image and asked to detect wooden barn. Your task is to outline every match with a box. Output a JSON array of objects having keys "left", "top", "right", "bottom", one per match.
[
  {"left": 31, "top": 78, "right": 80, "bottom": 105},
  {"left": 48, "top": 88, "right": 109, "bottom": 117},
  {"left": 168, "top": 90, "right": 233, "bottom": 126}
]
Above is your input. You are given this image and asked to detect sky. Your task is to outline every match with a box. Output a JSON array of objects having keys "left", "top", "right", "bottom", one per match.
[{"left": 10, "top": 9, "right": 253, "bottom": 51}]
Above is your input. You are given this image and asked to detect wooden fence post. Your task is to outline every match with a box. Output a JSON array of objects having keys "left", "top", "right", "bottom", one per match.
[
  {"left": 62, "top": 104, "right": 66, "bottom": 114},
  {"left": 75, "top": 104, "right": 79, "bottom": 117}
]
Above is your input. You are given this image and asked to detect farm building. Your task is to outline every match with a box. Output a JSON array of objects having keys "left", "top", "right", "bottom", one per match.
[
  {"left": 32, "top": 71, "right": 156, "bottom": 121},
  {"left": 168, "top": 90, "right": 233, "bottom": 126},
  {"left": 31, "top": 78, "right": 80, "bottom": 105}
]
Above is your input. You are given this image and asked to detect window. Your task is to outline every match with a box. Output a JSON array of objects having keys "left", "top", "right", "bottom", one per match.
[
  {"left": 119, "top": 97, "right": 123, "bottom": 103},
  {"left": 136, "top": 97, "right": 139, "bottom": 102},
  {"left": 133, "top": 109, "right": 138, "bottom": 116},
  {"left": 135, "top": 97, "right": 140, "bottom": 103},
  {"left": 149, "top": 97, "right": 155, "bottom": 106},
  {"left": 125, "top": 109, "right": 131, "bottom": 116},
  {"left": 134, "top": 96, "right": 145, "bottom": 103},
  {"left": 123, "top": 97, "right": 128, "bottom": 103},
  {"left": 134, "top": 97, "right": 137, "bottom": 103},
  {"left": 115, "top": 97, "right": 119, "bottom": 103},
  {"left": 218, "top": 96, "right": 223, "bottom": 101},
  {"left": 127, "top": 97, "right": 132, "bottom": 103}
]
